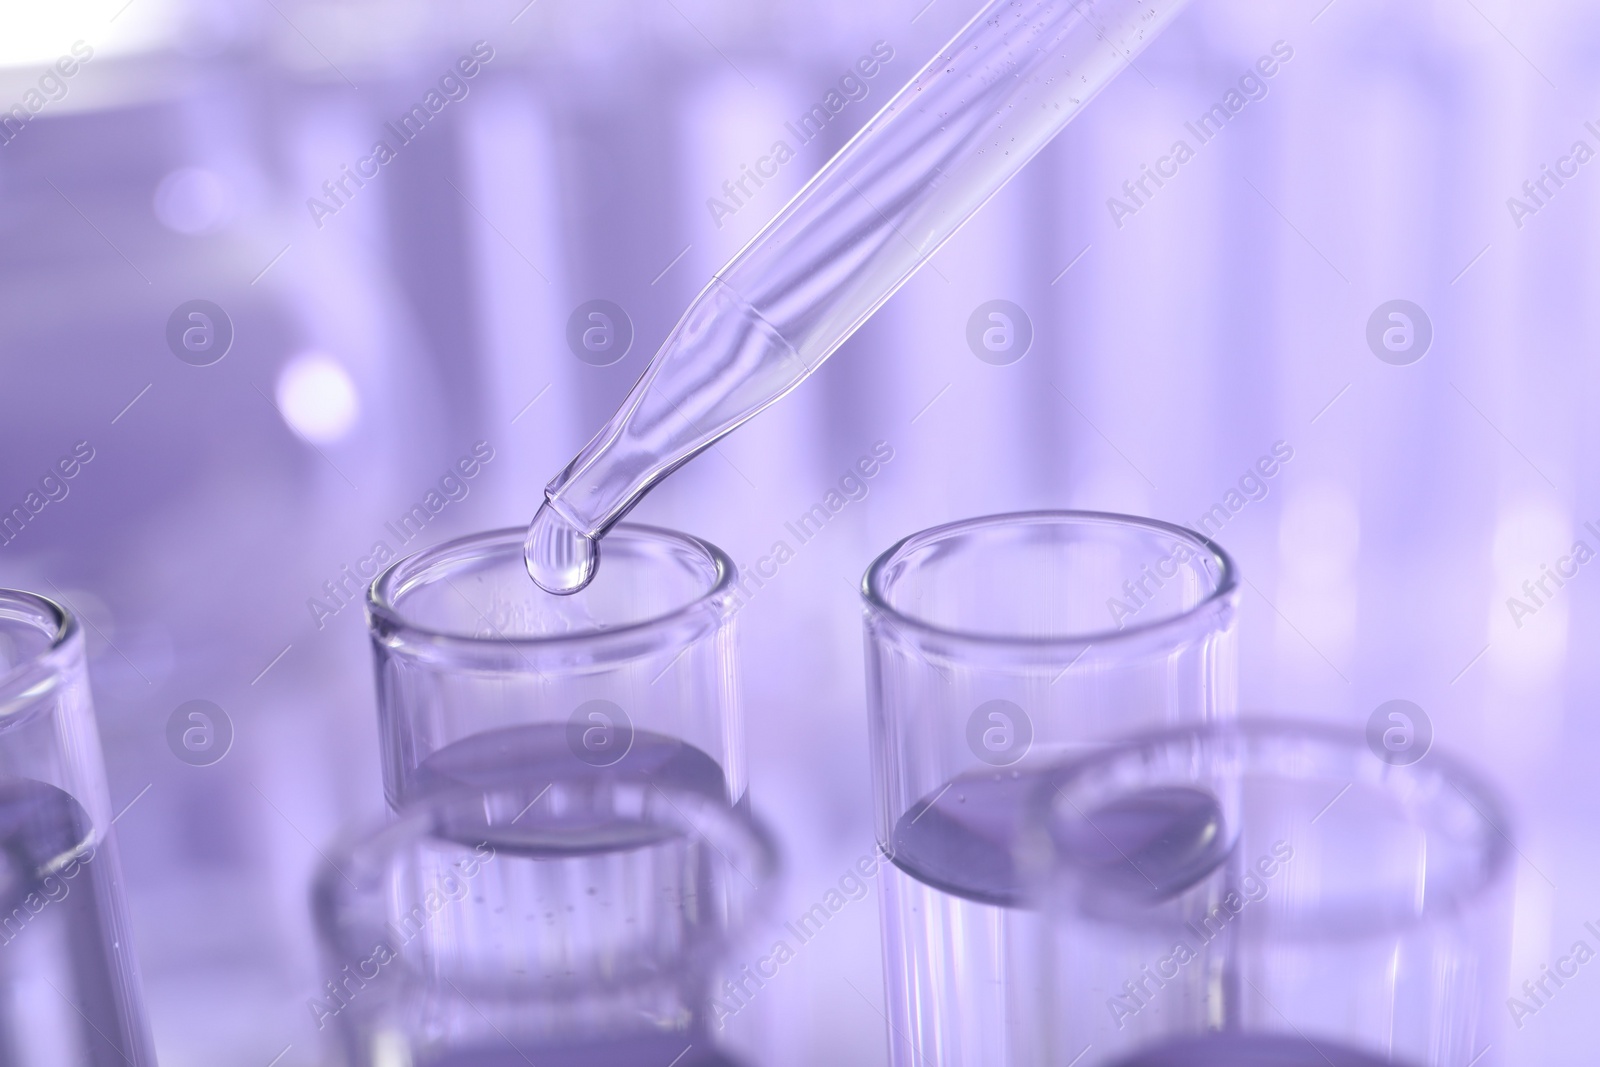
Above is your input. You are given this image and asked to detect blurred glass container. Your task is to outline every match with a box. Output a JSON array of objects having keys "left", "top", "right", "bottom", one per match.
[
  {"left": 1028, "top": 720, "right": 1512, "bottom": 1067},
  {"left": 311, "top": 776, "right": 778, "bottom": 1066},
  {"left": 861, "top": 511, "right": 1238, "bottom": 1064},
  {"left": 367, "top": 525, "right": 744, "bottom": 810},
  {"left": 0, "top": 590, "right": 155, "bottom": 1066}
]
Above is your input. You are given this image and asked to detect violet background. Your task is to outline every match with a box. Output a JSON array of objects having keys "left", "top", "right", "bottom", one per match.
[{"left": 0, "top": 0, "right": 1594, "bottom": 1062}]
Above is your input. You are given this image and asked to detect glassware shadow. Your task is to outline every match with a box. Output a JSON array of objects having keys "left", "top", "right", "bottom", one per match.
[
  {"left": 312, "top": 777, "right": 780, "bottom": 1066},
  {"left": 1024, "top": 719, "right": 1513, "bottom": 1067}
]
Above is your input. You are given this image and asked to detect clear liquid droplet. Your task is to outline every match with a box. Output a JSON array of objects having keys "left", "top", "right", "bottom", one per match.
[{"left": 524, "top": 503, "right": 598, "bottom": 595}]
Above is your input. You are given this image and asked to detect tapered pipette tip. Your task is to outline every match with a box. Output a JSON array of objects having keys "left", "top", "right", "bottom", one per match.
[{"left": 524, "top": 502, "right": 598, "bottom": 595}]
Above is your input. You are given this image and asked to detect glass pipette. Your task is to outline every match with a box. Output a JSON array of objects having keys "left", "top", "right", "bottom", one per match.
[{"left": 528, "top": 0, "right": 1195, "bottom": 593}]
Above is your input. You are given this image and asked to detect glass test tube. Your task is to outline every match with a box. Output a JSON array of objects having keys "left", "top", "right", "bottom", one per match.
[
  {"left": 0, "top": 590, "right": 155, "bottom": 1066},
  {"left": 367, "top": 526, "right": 743, "bottom": 810},
  {"left": 1027, "top": 720, "right": 1513, "bottom": 1067},
  {"left": 860, "top": 511, "right": 1239, "bottom": 1066},
  {"left": 311, "top": 777, "right": 778, "bottom": 1066}
]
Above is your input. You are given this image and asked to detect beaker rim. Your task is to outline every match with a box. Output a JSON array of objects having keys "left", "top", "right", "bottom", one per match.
[
  {"left": 860, "top": 509, "right": 1238, "bottom": 651},
  {"left": 0, "top": 589, "right": 78, "bottom": 690},
  {"left": 367, "top": 524, "right": 737, "bottom": 658},
  {"left": 1030, "top": 716, "right": 1514, "bottom": 934}
]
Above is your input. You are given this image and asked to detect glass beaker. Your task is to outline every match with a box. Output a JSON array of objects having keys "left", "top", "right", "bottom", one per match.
[
  {"left": 0, "top": 590, "right": 155, "bottom": 1066},
  {"left": 1026, "top": 719, "right": 1513, "bottom": 1067},
  {"left": 368, "top": 525, "right": 743, "bottom": 811},
  {"left": 861, "top": 511, "right": 1239, "bottom": 1066},
  {"left": 311, "top": 776, "right": 778, "bottom": 1066}
]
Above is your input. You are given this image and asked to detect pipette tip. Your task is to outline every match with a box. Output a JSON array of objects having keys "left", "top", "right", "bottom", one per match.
[{"left": 524, "top": 503, "right": 598, "bottom": 595}]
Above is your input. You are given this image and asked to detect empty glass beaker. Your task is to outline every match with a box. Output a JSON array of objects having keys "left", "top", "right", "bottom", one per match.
[
  {"left": 367, "top": 525, "right": 743, "bottom": 811},
  {"left": 861, "top": 511, "right": 1238, "bottom": 1065},
  {"left": 0, "top": 589, "right": 155, "bottom": 1066},
  {"left": 1026, "top": 719, "right": 1513, "bottom": 1067},
  {"left": 311, "top": 776, "right": 778, "bottom": 1066}
]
